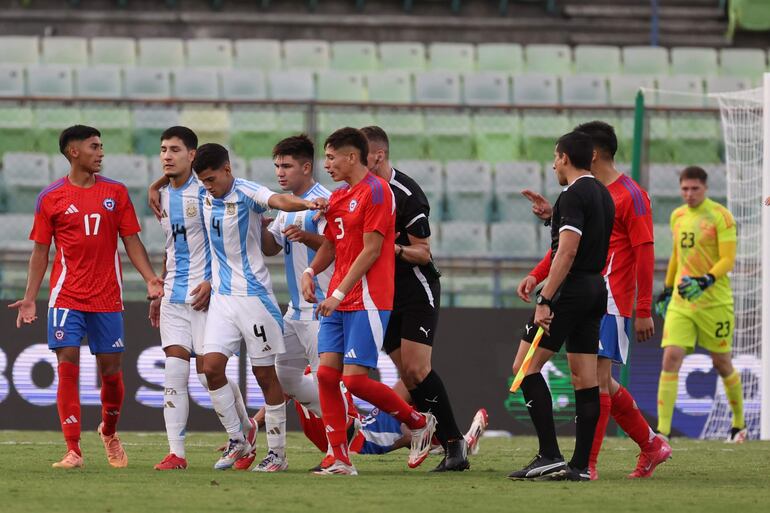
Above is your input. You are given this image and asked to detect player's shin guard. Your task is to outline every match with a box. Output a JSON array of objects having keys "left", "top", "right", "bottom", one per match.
[
  {"left": 265, "top": 402, "right": 287, "bottom": 457},
  {"left": 277, "top": 358, "right": 322, "bottom": 417},
  {"left": 611, "top": 385, "right": 656, "bottom": 450},
  {"left": 343, "top": 374, "right": 426, "bottom": 430},
  {"left": 163, "top": 357, "right": 190, "bottom": 458},
  {"left": 520, "top": 373, "right": 561, "bottom": 459},
  {"left": 657, "top": 371, "right": 678, "bottom": 436},
  {"left": 100, "top": 371, "right": 124, "bottom": 437},
  {"left": 571, "top": 386, "right": 600, "bottom": 470},
  {"left": 409, "top": 370, "right": 463, "bottom": 446},
  {"left": 588, "top": 393, "right": 611, "bottom": 470},
  {"left": 317, "top": 365, "right": 350, "bottom": 464},
  {"left": 209, "top": 382, "right": 245, "bottom": 441},
  {"left": 57, "top": 362, "right": 81, "bottom": 455},
  {"left": 722, "top": 370, "right": 745, "bottom": 429}
]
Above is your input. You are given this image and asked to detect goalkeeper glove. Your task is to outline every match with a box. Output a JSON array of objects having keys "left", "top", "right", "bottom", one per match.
[
  {"left": 654, "top": 287, "right": 673, "bottom": 319},
  {"left": 677, "top": 274, "right": 715, "bottom": 301}
]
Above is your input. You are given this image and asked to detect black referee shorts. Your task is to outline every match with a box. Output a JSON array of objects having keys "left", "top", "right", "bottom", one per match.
[
  {"left": 519, "top": 273, "right": 607, "bottom": 355},
  {"left": 383, "top": 279, "right": 441, "bottom": 354}
]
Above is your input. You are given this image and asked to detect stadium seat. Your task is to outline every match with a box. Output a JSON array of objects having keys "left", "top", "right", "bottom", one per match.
[
  {"left": 656, "top": 75, "right": 704, "bottom": 107},
  {"left": 375, "top": 110, "right": 426, "bottom": 159},
  {"left": 446, "top": 275, "right": 495, "bottom": 308},
  {"left": 230, "top": 107, "right": 305, "bottom": 160},
  {"left": 473, "top": 113, "right": 520, "bottom": 162},
  {"left": 616, "top": 111, "right": 672, "bottom": 163},
  {"left": 317, "top": 71, "right": 367, "bottom": 102},
  {"left": 173, "top": 69, "right": 220, "bottom": 100},
  {"left": 132, "top": 107, "right": 180, "bottom": 156},
  {"left": 653, "top": 223, "right": 673, "bottom": 260},
  {"left": 75, "top": 67, "right": 122, "bottom": 98},
  {"left": 379, "top": 42, "right": 426, "bottom": 71},
  {"left": 671, "top": 47, "right": 718, "bottom": 77},
  {"left": 51, "top": 154, "right": 70, "bottom": 177},
  {"left": 41, "top": 37, "right": 88, "bottom": 66},
  {"left": 0, "top": 214, "right": 35, "bottom": 250},
  {"left": 704, "top": 163, "right": 727, "bottom": 197},
  {"left": 220, "top": 69, "right": 267, "bottom": 100},
  {"left": 574, "top": 45, "right": 622, "bottom": 74},
  {"left": 463, "top": 72, "right": 510, "bottom": 105},
  {"left": 35, "top": 106, "right": 82, "bottom": 154},
  {"left": 428, "top": 43, "right": 475, "bottom": 72},
  {"left": 138, "top": 38, "right": 185, "bottom": 68},
  {"left": 608, "top": 75, "right": 655, "bottom": 106},
  {"left": 0, "top": 106, "right": 35, "bottom": 155},
  {"left": 249, "top": 158, "right": 279, "bottom": 189},
  {"left": 0, "top": 36, "right": 39, "bottom": 65},
  {"left": 330, "top": 41, "right": 378, "bottom": 71},
  {"left": 444, "top": 160, "right": 493, "bottom": 222},
  {"left": 719, "top": 48, "right": 766, "bottom": 81},
  {"left": 317, "top": 109, "right": 375, "bottom": 136},
  {"left": 179, "top": 107, "right": 230, "bottom": 147},
  {"left": 494, "top": 161, "right": 542, "bottom": 222},
  {"left": 705, "top": 76, "right": 753, "bottom": 107},
  {"left": 185, "top": 38, "right": 233, "bottom": 68},
  {"left": 649, "top": 164, "right": 682, "bottom": 198},
  {"left": 0, "top": 65, "right": 24, "bottom": 97},
  {"left": 125, "top": 68, "right": 172, "bottom": 99},
  {"left": 81, "top": 106, "right": 133, "bottom": 154},
  {"left": 268, "top": 70, "right": 315, "bottom": 101},
  {"left": 397, "top": 159, "right": 444, "bottom": 218},
  {"left": 561, "top": 74, "right": 608, "bottom": 106},
  {"left": 1, "top": 152, "right": 50, "bottom": 212},
  {"left": 436, "top": 221, "right": 488, "bottom": 257},
  {"left": 512, "top": 74, "right": 559, "bottom": 105},
  {"left": 141, "top": 216, "right": 166, "bottom": 253},
  {"left": 524, "top": 44, "right": 572, "bottom": 74},
  {"left": 477, "top": 43, "right": 523, "bottom": 73},
  {"left": 229, "top": 156, "right": 248, "bottom": 182},
  {"left": 234, "top": 39, "right": 282, "bottom": 71},
  {"left": 425, "top": 112, "right": 473, "bottom": 161},
  {"left": 27, "top": 66, "right": 74, "bottom": 97},
  {"left": 90, "top": 37, "right": 137, "bottom": 66},
  {"left": 414, "top": 71, "right": 461, "bottom": 105},
  {"left": 100, "top": 154, "right": 148, "bottom": 188},
  {"left": 283, "top": 40, "right": 330, "bottom": 70},
  {"left": 622, "top": 46, "right": 670, "bottom": 75},
  {"left": 489, "top": 222, "right": 539, "bottom": 257},
  {"left": 366, "top": 71, "right": 412, "bottom": 103},
  {"left": 520, "top": 112, "right": 570, "bottom": 161}
]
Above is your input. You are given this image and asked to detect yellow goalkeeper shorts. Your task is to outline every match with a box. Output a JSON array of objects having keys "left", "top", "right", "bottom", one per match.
[{"left": 661, "top": 305, "right": 734, "bottom": 354}]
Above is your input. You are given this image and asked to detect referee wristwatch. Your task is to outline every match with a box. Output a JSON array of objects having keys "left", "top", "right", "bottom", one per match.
[{"left": 536, "top": 294, "right": 552, "bottom": 308}]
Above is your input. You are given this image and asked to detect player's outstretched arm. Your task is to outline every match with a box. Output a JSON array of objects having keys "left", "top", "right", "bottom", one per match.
[
  {"left": 268, "top": 193, "right": 328, "bottom": 213},
  {"left": 8, "top": 242, "right": 50, "bottom": 328},
  {"left": 122, "top": 234, "right": 164, "bottom": 300}
]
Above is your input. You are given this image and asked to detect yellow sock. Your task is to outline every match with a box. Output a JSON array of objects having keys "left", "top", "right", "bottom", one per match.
[
  {"left": 657, "top": 371, "right": 679, "bottom": 436},
  {"left": 723, "top": 370, "right": 745, "bottom": 429}
]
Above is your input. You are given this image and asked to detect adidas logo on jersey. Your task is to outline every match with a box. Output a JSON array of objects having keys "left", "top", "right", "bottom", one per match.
[
  {"left": 63, "top": 415, "right": 78, "bottom": 425},
  {"left": 64, "top": 204, "right": 79, "bottom": 215},
  {"left": 112, "top": 338, "right": 124, "bottom": 348},
  {"left": 344, "top": 349, "right": 357, "bottom": 359}
]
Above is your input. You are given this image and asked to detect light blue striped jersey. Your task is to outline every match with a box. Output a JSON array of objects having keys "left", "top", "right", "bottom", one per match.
[
  {"left": 268, "top": 182, "right": 333, "bottom": 320},
  {"left": 158, "top": 173, "right": 212, "bottom": 304}
]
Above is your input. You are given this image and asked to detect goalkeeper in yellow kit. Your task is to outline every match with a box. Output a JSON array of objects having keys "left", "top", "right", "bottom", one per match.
[{"left": 654, "top": 166, "right": 746, "bottom": 442}]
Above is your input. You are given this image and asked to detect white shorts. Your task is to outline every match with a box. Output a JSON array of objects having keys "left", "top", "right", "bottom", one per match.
[
  {"left": 203, "top": 294, "right": 285, "bottom": 366},
  {"left": 160, "top": 301, "right": 207, "bottom": 355},
  {"left": 277, "top": 316, "right": 320, "bottom": 371}
]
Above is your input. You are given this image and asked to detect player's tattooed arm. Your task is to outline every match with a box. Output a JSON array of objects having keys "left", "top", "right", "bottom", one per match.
[
  {"left": 8, "top": 242, "right": 50, "bottom": 328},
  {"left": 122, "top": 234, "right": 164, "bottom": 300},
  {"left": 302, "top": 239, "right": 336, "bottom": 304},
  {"left": 148, "top": 175, "right": 170, "bottom": 219}
]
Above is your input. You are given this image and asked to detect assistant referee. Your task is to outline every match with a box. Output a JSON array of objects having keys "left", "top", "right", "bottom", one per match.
[{"left": 507, "top": 130, "right": 615, "bottom": 482}]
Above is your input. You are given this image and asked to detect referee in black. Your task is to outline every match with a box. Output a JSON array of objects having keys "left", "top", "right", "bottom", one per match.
[
  {"left": 508, "top": 130, "right": 615, "bottom": 481},
  {"left": 361, "top": 126, "right": 469, "bottom": 472}
]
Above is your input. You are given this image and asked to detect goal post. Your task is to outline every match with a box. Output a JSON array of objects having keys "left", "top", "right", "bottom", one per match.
[{"left": 762, "top": 73, "right": 770, "bottom": 440}]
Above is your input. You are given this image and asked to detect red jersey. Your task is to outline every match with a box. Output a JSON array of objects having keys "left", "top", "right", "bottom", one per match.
[
  {"left": 603, "top": 175, "right": 653, "bottom": 317},
  {"left": 30, "top": 175, "right": 141, "bottom": 312},
  {"left": 324, "top": 173, "right": 395, "bottom": 311}
]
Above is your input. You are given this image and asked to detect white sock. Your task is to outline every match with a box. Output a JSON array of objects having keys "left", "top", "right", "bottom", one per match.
[
  {"left": 209, "top": 382, "right": 245, "bottom": 441},
  {"left": 276, "top": 359, "right": 322, "bottom": 417},
  {"left": 265, "top": 402, "right": 287, "bottom": 457},
  {"left": 228, "top": 379, "right": 251, "bottom": 436},
  {"left": 163, "top": 357, "right": 190, "bottom": 458}
]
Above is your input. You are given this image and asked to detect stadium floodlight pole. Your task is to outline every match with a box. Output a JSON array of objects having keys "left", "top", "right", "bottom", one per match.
[{"left": 761, "top": 73, "right": 770, "bottom": 440}]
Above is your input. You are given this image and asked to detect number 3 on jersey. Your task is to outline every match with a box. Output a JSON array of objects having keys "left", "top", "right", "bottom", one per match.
[
  {"left": 83, "top": 213, "right": 101, "bottom": 236},
  {"left": 334, "top": 217, "right": 344, "bottom": 239}
]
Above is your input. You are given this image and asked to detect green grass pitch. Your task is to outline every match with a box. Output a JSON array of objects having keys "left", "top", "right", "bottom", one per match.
[{"left": 1, "top": 431, "right": 769, "bottom": 513}]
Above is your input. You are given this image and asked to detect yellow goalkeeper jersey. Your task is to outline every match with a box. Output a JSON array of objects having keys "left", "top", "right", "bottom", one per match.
[{"left": 669, "top": 198, "right": 736, "bottom": 311}]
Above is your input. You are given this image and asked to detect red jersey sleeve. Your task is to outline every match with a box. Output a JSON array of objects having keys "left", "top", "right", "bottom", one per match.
[
  {"left": 117, "top": 186, "right": 141, "bottom": 237},
  {"left": 624, "top": 189, "right": 653, "bottom": 248},
  {"left": 30, "top": 195, "right": 54, "bottom": 245},
  {"left": 363, "top": 184, "right": 393, "bottom": 236}
]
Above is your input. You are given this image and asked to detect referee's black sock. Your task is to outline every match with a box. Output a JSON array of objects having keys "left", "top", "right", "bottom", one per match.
[
  {"left": 570, "top": 386, "right": 600, "bottom": 470},
  {"left": 520, "top": 373, "right": 561, "bottom": 459},
  {"left": 409, "top": 370, "right": 463, "bottom": 446}
]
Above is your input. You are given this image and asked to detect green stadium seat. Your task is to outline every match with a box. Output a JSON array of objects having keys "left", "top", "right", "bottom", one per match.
[
  {"left": 249, "top": 158, "right": 279, "bottom": 189},
  {"left": 524, "top": 44, "right": 572, "bottom": 74},
  {"left": 41, "top": 37, "right": 88, "bottom": 66},
  {"left": 656, "top": 75, "right": 704, "bottom": 107},
  {"left": 705, "top": 76, "right": 753, "bottom": 106},
  {"left": 173, "top": 69, "right": 220, "bottom": 100},
  {"left": 705, "top": 163, "right": 727, "bottom": 197},
  {"left": 179, "top": 107, "right": 230, "bottom": 147},
  {"left": 477, "top": 43, "right": 523, "bottom": 73},
  {"left": 27, "top": 66, "right": 74, "bottom": 97},
  {"left": 653, "top": 223, "right": 673, "bottom": 261},
  {"left": 445, "top": 160, "right": 492, "bottom": 222},
  {"left": 132, "top": 107, "right": 180, "bottom": 156},
  {"left": 35, "top": 106, "right": 82, "bottom": 154},
  {"left": 671, "top": 47, "right": 718, "bottom": 76},
  {"left": 1, "top": 152, "right": 50, "bottom": 212},
  {"left": 317, "top": 71, "right": 367, "bottom": 102},
  {"left": 616, "top": 111, "right": 672, "bottom": 163},
  {"left": 317, "top": 109, "right": 375, "bottom": 135},
  {"left": 330, "top": 41, "right": 378, "bottom": 71},
  {"left": 283, "top": 40, "right": 330, "bottom": 70},
  {"left": 141, "top": 216, "right": 166, "bottom": 253},
  {"left": 473, "top": 113, "right": 520, "bottom": 162},
  {"left": 138, "top": 38, "right": 185, "bottom": 68},
  {"left": 366, "top": 71, "right": 412, "bottom": 103},
  {"left": 220, "top": 69, "right": 267, "bottom": 101},
  {"left": 512, "top": 74, "right": 559, "bottom": 105},
  {"left": 234, "top": 39, "right": 282, "bottom": 71},
  {"left": 0, "top": 106, "right": 35, "bottom": 154},
  {"left": 90, "top": 37, "right": 136, "bottom": 67},
  {"left": 464, "top": 72, "right": 510, "bottom": 105},
  {"left": 436, "top": 221, "right": 488, "bottom": 257},
  {"left": 75, "top": 67, "right": 122, "bottom": 98},
  {"left": 494, "top": 161, "right": 542, "bottom": 222},
  {"left": 0, "top": 214, "right": 35, "bottom": 250},
  {"left": 649, "top": 164, "right": 681, "bottom": 198},
  {"left": 0, "top": 36, "right": 39, "bottom": 65},
  {"left": 719, "top": 48, "right": 766, "bottom": 80},
  {"left": 490, "top": 222, "right": 539, "bottom": 257},
  {"left": 185, "top": 38, "right": 233, "bottom": 68},
  {"left": 125, "top": 68, "right": 171, "bottom": 99},
  {"left": 561, "top": 74, "right": 608, "bottom": 106},
  {"left": 379, "top": 42, "right": 426, "bottom": 71},
  {"left": 376, "top": 110, "right": 425, "bottom": 159},
  {"left": 52, "top": 154, "right": 71, "bottom": 177},
  {"left": 622, "top": 46, "right": 670, "bottom": 75},
  {"left": 101, "top": 154, "right": 148, "bottom": 189},
  {"left": 0, "top": 65, "right": 24, "bottom": 97},
  {"left": 397, "top": 159, "right": 444, "bottom": 218},
  {"left": 608, "top": 75, "right": 655, "bottom": 106},
  {"left": 428, "top": 43, "right": 475, "bottom": 72},
  {"left": 230, "top": 107, "right": 305, "bottom": 160},
  {"left": 574, "top": 45, "right": 622, "bottom": 74},
  {"left": 425, "top": 112, "right": 473, "bottom": 160},
  {"left": 414, "top": 71, "right": 461, "bottom": 105},
  {"left": 81, "top": 106, "right": 133, "bottom": 154},
  {"left": 520, "top": 111, "right": 570, "bottom": 161},
  {"left": 447, "top": 275, "right": 494, "bottom": 308},
  {"left": 268, "top": 70, "right": 315, "bottom": 100}
]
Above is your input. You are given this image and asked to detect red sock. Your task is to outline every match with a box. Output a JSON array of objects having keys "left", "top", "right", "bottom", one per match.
[
  {"left": 611, "top": 385, "right": 654, "bottom": 451},
  {"left": 317, "top": 365, "right": 350, "bottom": 464},
  {"left": 342, "top": 374, "right": 425, "bottom": 430},
  {"left": 588, "top": 393, "right": 611, "bottom": 468},
  {"left": 100, "top": 371, "right": 124, "bottom": 437},
  {"left": 57, "top": 362, "right": 81, "bottom": 455}
]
